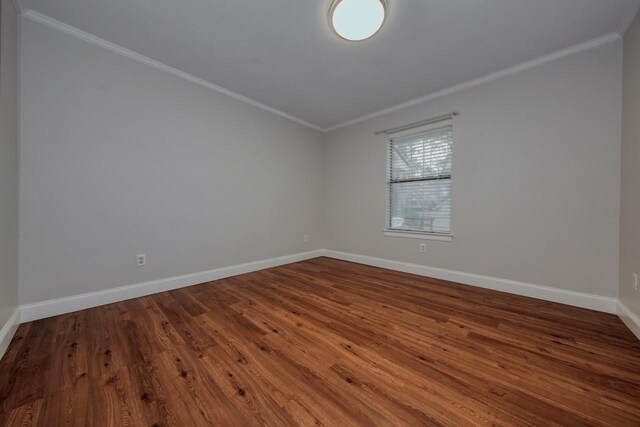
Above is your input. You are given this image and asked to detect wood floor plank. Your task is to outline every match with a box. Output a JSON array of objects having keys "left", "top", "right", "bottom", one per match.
[
  {"left": 1, "top": 257, "right": 639, "bottom": 426},
  {"left": 2, "top": 399, "right": 42, "bottom": 427}
]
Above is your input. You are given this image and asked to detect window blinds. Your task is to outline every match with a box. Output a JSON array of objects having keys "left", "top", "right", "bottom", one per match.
[{"left": 388, "top": 125, "right": 452, "bottom": 234}]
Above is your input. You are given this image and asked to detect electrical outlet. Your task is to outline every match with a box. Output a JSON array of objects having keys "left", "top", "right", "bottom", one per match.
[
  {"left": 420, "top": 243, "right": 427, "bottom": 253},
  {"left": 136, "top": 254, "right": 146, "bottom": 267},
  {"left": 634, "top": 273, "right": 638, "bottom": 291},
  {"left": 303, "top": 235, "right": 309, "bottom": 242}
]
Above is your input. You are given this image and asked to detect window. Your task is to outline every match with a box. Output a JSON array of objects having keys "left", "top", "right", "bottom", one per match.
[{"left": 386, "top": 123, "right": 452, "bottom": 237}]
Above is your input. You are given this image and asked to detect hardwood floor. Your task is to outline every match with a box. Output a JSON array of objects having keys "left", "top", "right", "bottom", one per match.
[{"left": 1, "top": 257, "right": 639, "bottom": 426}]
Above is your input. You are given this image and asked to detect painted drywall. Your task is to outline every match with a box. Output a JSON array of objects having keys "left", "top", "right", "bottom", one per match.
[
  {"left": 21, "top": 0, "right": 637, "bottom": 129},
  {"left": 0, "top": 0, "right": 20, "bottom": 329},
  {"left": 15, "top": 10, "right": 628, "bottom": 313},
  {"left": 620, "top": 13, "right": 640, "bottom": 318},
  {"left": 19, "top": 18, "right": 324, "bottom": 304},
  {"left": 322, "top": 40, "right": 623, "bottom": 298}
]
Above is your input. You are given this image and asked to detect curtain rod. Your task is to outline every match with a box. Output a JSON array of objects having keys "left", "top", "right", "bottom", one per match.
[{"left": 375, "top": 112, "right": 459, "bottom": 135}]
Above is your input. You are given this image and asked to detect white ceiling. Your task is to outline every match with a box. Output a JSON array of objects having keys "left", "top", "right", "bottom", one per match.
[{"left": 21, "top": 0, "right": 640, "bottom": 130}]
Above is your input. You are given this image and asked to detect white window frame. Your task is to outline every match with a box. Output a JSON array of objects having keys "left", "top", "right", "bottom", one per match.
[{"left": 384, "top": 120, "right": 454, "bottom": 241}]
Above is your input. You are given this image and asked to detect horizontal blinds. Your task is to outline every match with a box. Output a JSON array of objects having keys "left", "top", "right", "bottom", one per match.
[{"left": 388, "top": 125, "right": 452, "bottom": 233}]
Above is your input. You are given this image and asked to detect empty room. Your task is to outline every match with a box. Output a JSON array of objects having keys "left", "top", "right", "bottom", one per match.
[{"left": 1, "top": 0, "right": 640, "bottom": 425}]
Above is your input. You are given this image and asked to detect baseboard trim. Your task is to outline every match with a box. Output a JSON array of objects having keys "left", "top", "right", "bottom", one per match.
[
  {"left": 323, "top": 250, "right": 618, "bottom": 314},
  {"left": 617, "top": 301, "right": 640, "bottom": 341},
  {"left": 20, "top": 250, "right": 325, "bottom": 322},
  {"left": 0, "top": 308, "right": 21, "bottom": 361},
  {"left": 16, "top": 248, "right": 623, "bottom": 323}
]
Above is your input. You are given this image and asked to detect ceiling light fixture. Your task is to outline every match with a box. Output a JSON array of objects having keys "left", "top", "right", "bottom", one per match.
[{"left": 328, "top": 0, "right": 387, "bottom": 42}]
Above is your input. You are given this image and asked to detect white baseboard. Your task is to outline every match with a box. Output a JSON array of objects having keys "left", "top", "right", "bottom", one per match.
[
  {"left": 20, "top": 250, "right": 325, "bottom": 322},
  {"left": 0, "top": 308, "right": 21, "bottom": 361},
  {"left": 617, "top": 300, "right": 640, "bottom": 341},
  {"left": 323, "top": 250, "right": 618, "bottom": 314},
  {"left": 16, "top": 248, "right": 623, "bottom": 326}
]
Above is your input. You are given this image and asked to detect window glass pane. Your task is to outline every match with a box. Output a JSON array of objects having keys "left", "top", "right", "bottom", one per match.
[
  {"left": 389, "top": 180, "right": 451, "bottom": 233},
  {"left": 390, "top": 126, "right": 452, "bottom": 182},
  {"left": 388, "top": 124, "right": 453, "bottom": 234}
]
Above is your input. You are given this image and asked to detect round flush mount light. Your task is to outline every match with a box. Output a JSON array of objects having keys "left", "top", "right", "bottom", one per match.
[{"left": 328, "top": 0, "right": 387, "bottom": 42}]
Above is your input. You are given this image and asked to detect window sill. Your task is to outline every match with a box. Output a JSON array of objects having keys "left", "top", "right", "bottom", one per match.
[{"left": 383, "top": 230, "right": 453, "bottom": 241}]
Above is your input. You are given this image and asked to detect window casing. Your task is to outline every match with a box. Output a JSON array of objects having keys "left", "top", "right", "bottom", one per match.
[{"left": 386, "top": 123, "right": 453, "bottom": 237}]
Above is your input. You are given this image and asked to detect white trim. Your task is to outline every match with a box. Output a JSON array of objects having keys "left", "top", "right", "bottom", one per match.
[
  {"left": 12, "top": 250, "right": 633, "bottom": 338},
  {"left": 20, "top": 10, "right": 324, "bottom": 133},
  {"left": 617, "top": 300, "right": 640, "bottom": 341},
  {"left": 323, "top": 250, "right": 618, "bottom": 313},
  {"left": 0, "top": 308, "right": 21, "bottom": 361},
  {"left": 385, "top": 121, "right": 454, "bottom": 240},
  {"left": 11, "top": 0, "right": 24, "bottom": 14},
  {"left": 325, "top": 32, "right": 622, "bottom": 132},
  {"left": 620, "top": 0, "right": 640, "bottom": 35},
  {"left": 16, "top": 9, "right": 626, "bottom": 133},
  {"left": 19, "top": 250, "right": 324, "bottom": 322},
  {"left": 383, "top": 231, "right": 453, "bottom": 241}
]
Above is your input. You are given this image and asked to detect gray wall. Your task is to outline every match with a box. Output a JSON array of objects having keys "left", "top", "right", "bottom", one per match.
[
  {"left": 620, "top": 13, "right": 640, "bottom": 317},
  {"left": 323, "top": 41, "right": 623, "bottom": 298},
  {"left": 0, "top": 0, "right": 20, "bottom": 327},
  {"left": 19, "top": 18, "right": 324, "bottom": 304},
  {"left": 16, "top": 15, "right": 629, "bottom": 309}
]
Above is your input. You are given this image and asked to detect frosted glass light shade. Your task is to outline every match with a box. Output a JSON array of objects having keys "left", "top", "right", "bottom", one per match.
[{"left": 329, "top": 0, "right": 387, "bottom": 41}]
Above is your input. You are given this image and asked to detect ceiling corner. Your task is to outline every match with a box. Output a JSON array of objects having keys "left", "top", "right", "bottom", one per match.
[{"left": 620, "top": 0, "right": 640, "bottom": 35}]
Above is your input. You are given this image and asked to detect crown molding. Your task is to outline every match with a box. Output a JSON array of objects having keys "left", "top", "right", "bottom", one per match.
[
  {"left": 21, "top": 9, "right": 325, "bottom": 133},
  {"left": 620, "top": 0, "right": 640, "bottom": 35},
  {"left": 19, "top": 9, "right": 625, "bottom": 134},
  {"left": 11, "top": 0, "right": 25, "bottom": 14},
  {"left": 324, "top": 32, "right": 622, "bottom": 132}
]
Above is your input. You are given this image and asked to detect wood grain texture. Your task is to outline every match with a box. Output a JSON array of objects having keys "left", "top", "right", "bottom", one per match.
[{"left": 1, "top": 257, "right": 639, "bottom": 426}]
